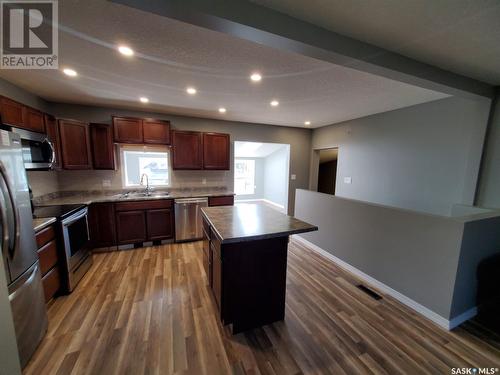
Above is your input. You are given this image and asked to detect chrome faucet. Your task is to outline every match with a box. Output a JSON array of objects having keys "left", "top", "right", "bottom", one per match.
[{"left": 140, "top": 173, "right": 152, "bottom": 195}]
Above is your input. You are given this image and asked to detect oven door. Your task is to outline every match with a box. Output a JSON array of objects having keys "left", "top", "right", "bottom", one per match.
[{"left": 61, "top": 208, "right": 90, "bottom": 270}]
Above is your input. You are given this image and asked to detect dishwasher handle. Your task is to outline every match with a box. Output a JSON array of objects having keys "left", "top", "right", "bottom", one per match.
[{"left": 174, "top": 198, "right": 208, "bottom": 205}]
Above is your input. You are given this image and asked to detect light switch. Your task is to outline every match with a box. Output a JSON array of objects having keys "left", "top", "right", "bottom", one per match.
[
  {"left": 291, "top": 174, "right": 296, "bottom": 180},
  {"left": 102, "top": 179, "right": 111, "bottom": 187},
  {"left": 344, "top": 177, "right": 352, "bottom": 184}
]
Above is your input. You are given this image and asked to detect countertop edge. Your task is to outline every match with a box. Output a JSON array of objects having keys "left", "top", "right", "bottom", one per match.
[
  {"left": 33, "top": 217, "right": 57, "bottom": 232},
  {"left": 201, "top": 209, "right": 318, "bottom": 244}
]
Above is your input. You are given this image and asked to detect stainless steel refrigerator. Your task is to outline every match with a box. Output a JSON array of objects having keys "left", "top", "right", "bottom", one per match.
[{"left": 0, "top": 130, "right": 47, "bottom": 368}]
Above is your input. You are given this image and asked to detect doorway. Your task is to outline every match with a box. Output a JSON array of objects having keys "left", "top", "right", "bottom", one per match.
[
  {"left": 317, "top": 148, "right": 338, "bottom": 195},
  {"left": 234, "top": 141, "right": 290, "bottom": 212}
]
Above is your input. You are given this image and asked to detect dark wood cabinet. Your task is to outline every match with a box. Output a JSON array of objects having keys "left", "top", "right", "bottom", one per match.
[
  {"left": 115, "top": 200, "right": 174, "bottom": 245},
  {"left": 208, "top": 195, "right": 234, "bottom": 207},
  {"left": 146, "top": 208, "right": 174, "bottom": 241},
  {"left": 25, "top": 107, "right": 45, "bottom": 133},
  {"left": 0, "top": 97, "right": 25, "bottom": 128},
  {"left": 44, "top": 114, "right": 62, "bottom": 170},
  {"left": 116, "top": 210, "right": 147, "bottom": 245},
  {"left": 203, "top": 133, "right": 230, "bottom": 170},
  {"left": 90, "top": 123, "right": 115, "bottom": 170},
  {"left": 58, "top": 119, "right": 92, "bottom": 170},
  {"left": 143, "top": 119, "right": 171, "bottom": 145},
  {"left": 112, "top": 116, "right": 143, "bottom": 143},
  {"left": 89, "top": 203, "right": 116, "bottom": 247},
  {"left": 202, "top": 228, "right": 212, "bottom": 286},
  {"left": 212, "top": 243, "right": 222, "bottom": 309},
  {"left": 35, "top": 224, "right": 61, "bottom": 303},
  {"left": 172, "top": 130, "right": 203, "bottom": 170}
]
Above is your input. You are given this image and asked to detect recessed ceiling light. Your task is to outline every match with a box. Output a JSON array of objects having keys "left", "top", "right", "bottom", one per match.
[
  {"left": 139, "top": 97, "right": 149, "bottom": 103},
  {"left": 218, "top": 107, "right": 227, "bottom": 113},
  {"left": 250, "top": 73, "right": 262, "bottom": 82},
  {"left": 186, "top": 87, "right": 197, "bottom": 95},
  {"left": 304, "top": 121, "right": 311, "bottom": 126},
  {"left": 62, "top": 68, "right": 77, "bottom": 77},
  {"left": 270, "top": 100, "right": 279, "bottom": 107},
  {"left": 118, "top": 45, "right": 134, "bottom": 56}
]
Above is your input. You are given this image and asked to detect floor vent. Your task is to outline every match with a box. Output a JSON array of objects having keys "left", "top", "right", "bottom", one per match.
[{"left": 357, "top": 284, "right": 382, "bottom": 300}]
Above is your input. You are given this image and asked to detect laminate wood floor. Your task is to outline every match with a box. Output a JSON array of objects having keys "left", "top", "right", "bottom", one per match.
[{"left": 25, "top": 239, "right": 500, "bottom": 375}]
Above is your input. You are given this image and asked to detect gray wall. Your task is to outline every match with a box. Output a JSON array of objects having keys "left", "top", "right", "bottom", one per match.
[
  {"left": 477, "top": 91, "right": 500, "bottom": 209},
  {"left": 295, "top": 189, "right": 463, "bottom": 319},
  {"left": 263, "top": 146, "right": 289, "bottom": 208},
  {"left": 310, "top": 96, "right": 491, "bottom": 216},
  {"left": 48, "top": 102, "right": 311, "bottom": 214}
]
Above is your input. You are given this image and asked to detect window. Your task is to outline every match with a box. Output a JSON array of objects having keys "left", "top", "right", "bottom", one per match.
[
  {"left": 234, "top": 159, "right": 255, "bottom": 195},
  {"left": 121, "top": 146, "right": 170, "bottom": 187}
]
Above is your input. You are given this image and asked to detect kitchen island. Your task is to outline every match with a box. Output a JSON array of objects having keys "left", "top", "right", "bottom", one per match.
[{"left": 201, "top": 203, "right": 318, "bottom": 333}]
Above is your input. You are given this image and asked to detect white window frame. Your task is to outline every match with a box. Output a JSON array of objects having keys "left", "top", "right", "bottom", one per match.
[
  {"left": 120, "top": 145, "right": 170, "bottom": 188},
  {"left": 234, "top": 158, "right": 256, "bottom": 196}
]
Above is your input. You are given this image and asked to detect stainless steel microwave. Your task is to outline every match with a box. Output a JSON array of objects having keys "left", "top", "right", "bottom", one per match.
[{"left": 1, "top": 127, "right": 55, "bottom": 170}]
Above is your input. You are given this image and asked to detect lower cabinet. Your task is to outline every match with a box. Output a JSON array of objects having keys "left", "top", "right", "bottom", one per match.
[
  {"left": 116, "top": 210, "right": 147, "bottom": 245},
  {"left": 35, "top": 225, "right": 61, "bottom": 302},
  {"left": 89, "top": 203, "right": 116, "bottom": 248},
  {"left": 114, "top": 200, "right": 174, "bottom": 245}
]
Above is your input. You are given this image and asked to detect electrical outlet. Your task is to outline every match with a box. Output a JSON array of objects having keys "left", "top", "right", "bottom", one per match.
[
  {"left": 291, "top": 174, "right": 296, "bottom": 180},
  {"left": 344, "top": 177, "right": 352, "bottom": 184},
  {"left": 202, "top": 178, "right": 207, "bottom": 185},
  {"left": 102, "top": 179, "right": 111, "bottom": 187}
]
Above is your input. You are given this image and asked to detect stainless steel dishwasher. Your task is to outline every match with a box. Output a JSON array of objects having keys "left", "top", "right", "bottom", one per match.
[{"left": 174, "top": 197, "right": 208, "bottom": 242}]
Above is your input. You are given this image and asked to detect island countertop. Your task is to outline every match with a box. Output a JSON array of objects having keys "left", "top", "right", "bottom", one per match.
[{"left": 201, "top": 203, "right": 318, "bottom": 244}]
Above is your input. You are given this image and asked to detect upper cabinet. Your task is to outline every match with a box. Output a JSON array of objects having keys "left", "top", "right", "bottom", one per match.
[
  {"left": 44, "top": 114, "right": 62, "bottom": 170},
  {"left": 25, "top": 107, "right": 45, "bottom": 133},
  {"left": 172, "top": 130, "right": 203, "bottom": 170},
  {"left": 203, "top": 133, "right": 230, "bottom": 170},
  {"left": 143, "top": 119, "right": 171, "bottom": 144},
  {"left": 112, "top": 116, "right": 143, "bottom": 143},
  {"left": 90, "top": 123, "right": 115, "bottom": 170},
  {"left": 0, "top": 97, "right": 24, "bottom": 128},
  {"left": 58, "top": 119, "right": 92, "bottom": 170},
  {"left": 0, "top": 96, "right": 45, "bottom": 133},
  {"left": 112, "top": 116, "right": 171, "bottom": 145}
]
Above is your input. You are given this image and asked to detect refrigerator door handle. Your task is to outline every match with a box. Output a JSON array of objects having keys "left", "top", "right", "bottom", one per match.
[
  {"left": 0, "top": 175, "right": 9, "bottom": 258},
  {"left": 0, "top": 161, "right": 20, "bottom": 258}
]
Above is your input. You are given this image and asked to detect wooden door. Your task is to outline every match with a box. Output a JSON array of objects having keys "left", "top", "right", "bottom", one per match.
[
  {"left": 203, "top": 133, "right": 230, "bottom": 170},
  {"left": 89, "top": 203, "right": 116, "bottom": 247},
  {"left": 146, "top": 208, "right": 174, "bottom": 241},
  {"left": 90, "top": 123, "right": 115, "bottom": 170},
  {"left": 25, "top": 107, "right": 45, "bottom": 133},
  {"left": 58, "top": 119, "right": 92, "bottom": 169},
  {"left": 0, "top": 97, "right": 25, "bottom": 127},
  {"left": 172, "top": 130, "right": 203, "bottom": 169},
  {"left": 116, "top": 210, "right": 147, "bottom": 245},
  {"left": 44, "top": 114, "right": 62, "bottom": 170},
  {"left": 112, "top": 116, "right": 143, "bottom": 143},
  {"left": 143, "top": 119, "right": 171, "bottom": 145}
]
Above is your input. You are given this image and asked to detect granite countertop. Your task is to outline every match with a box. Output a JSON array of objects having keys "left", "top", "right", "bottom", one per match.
[
  {"left": 33, "top": 217, "right": 56, "bottom": 232},
  {"left": 35, "top": 188, "right": 235, "bottom": 206},
  {"left": 201, "top": 203, "right": 318, "bottom": 244}
]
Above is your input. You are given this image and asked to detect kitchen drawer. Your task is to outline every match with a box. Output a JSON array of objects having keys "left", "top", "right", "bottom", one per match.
[
  {"left": 37, "top": 240, "right": 58, "bottom": 276},
  {"left": 114, "top": 199, "right": 172, "bottom": 212},
  {"left": 208, "top": 195, "right": 234, "bottom": 207},
  {"left": 36, "top": 225, "right": 56, "bottom": 248},
  {"left": 42, "top": 266, "right": 60, "bottom": 303}
]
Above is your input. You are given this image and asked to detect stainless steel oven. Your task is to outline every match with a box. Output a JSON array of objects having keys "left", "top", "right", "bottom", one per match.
[
  {"left": 60, "top": 206, "right": 92, "bottom": 292},
  {"left": 2, "top": 127, "right": 55, "bottom": 170}
]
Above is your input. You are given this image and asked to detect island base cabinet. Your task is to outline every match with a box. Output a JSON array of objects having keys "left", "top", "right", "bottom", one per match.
[{"left": 211, "top": 235, "right": 289, "bottom": 334}]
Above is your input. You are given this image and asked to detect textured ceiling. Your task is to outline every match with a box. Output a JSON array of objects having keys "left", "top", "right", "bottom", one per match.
[
  {"left": 0, "top": 0, "right": 449, "bottom": 128},
  {"left": 253, "top": 0, "right": 500, "bottom": 85}
]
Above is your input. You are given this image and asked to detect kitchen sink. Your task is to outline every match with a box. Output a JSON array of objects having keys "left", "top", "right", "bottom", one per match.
[{"left": 113, "top": 191, "right": 170, "bottom": 199}]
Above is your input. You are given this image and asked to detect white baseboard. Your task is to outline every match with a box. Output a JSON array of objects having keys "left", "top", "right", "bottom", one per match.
[
  {"left": 291, "top": 235, "right": 476, "bottom": 330},
  {"left": 235, "top": 198, "right": 285, "bottom": 212}
]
